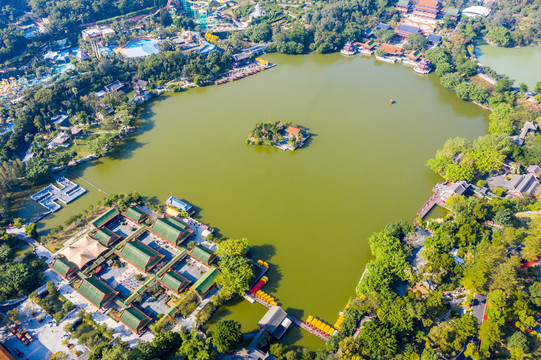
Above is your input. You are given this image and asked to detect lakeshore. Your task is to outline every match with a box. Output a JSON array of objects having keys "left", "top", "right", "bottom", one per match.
[
  {"left": 15, "top": 52, "right": 489, "bottom": 348},
  {"left": 475, "top": 42, "right": 541, "bottom": 89}
]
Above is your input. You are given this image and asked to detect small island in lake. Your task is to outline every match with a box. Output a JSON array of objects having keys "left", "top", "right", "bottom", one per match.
[{"left": 246, "top": 121, "right": 310, "bottom": 151}]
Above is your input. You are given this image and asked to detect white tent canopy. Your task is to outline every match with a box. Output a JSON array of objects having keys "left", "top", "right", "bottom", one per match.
[{"left": 59, "top": 235, "right": 107, "bottom": 268}]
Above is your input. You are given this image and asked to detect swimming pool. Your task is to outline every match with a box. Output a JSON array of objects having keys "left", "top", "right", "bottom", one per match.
[
  {"left": 122, "top": 39, "right": 161, "bottom": 58},
  {"left": 0, "top": 122, "right": 14, "bottom": 135}
]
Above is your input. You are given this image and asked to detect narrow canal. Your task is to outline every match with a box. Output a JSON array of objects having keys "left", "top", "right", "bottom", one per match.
[{"left": 19, "top": 53, "right": 488, "bottom": 348}]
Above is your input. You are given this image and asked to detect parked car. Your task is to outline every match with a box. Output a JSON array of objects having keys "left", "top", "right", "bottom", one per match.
[{"left": 67, "top": 344, "right": 73, "bottom": 349}]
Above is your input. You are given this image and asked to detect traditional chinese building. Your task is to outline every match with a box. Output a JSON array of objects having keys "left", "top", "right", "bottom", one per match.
[
  {"left": 381, "top": 44, "right": 405, "bottom": 56},
  {"left": 444, "top": 7, "right": 461, "bottom": 20},
  {"left": 396, "top": 0, "right": 411, "bottom": 14},
  {"left": 395, "top": 23, "right": 421, "bottom": 38},
  {"left": 413, "top": 0, "right": 442, "bottom": 20}
]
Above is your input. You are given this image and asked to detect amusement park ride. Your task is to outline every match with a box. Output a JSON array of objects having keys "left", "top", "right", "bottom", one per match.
[{"left": 180, "top": 0, "right": 231, "bottom": 29}]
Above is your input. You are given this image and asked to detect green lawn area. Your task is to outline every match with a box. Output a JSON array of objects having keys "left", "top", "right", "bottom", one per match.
[
  {"left": 69, "top": 139, "right": 92, "bottom": 159},
  {"left": 74, "top": 321, "right": 97, "bottom": 337},
  {"left": 72, "top": 320, "right": 111, "bottom": 349}
]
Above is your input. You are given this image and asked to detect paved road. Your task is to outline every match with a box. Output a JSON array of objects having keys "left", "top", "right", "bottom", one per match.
[{"left": 472, "top": 294, "right": 487, "bottom": 324}]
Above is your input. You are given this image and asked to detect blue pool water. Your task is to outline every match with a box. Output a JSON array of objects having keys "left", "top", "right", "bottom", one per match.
[
  {"left": 122, "top": 39, "right": 161, "bottom": 58},
  {"left": 0, "top": 123, "right": 14, "bottom": 135}
]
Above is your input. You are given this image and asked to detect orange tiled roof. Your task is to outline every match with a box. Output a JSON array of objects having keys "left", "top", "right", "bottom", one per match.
[
  {"left": 381, "top": 44, "right": 404, "bottom": 55},
  {"left": 286, "top": 126, "right": 300, "bottom": 135},
  {"left": 417, "top": 0, "right": 439, "bottom": 7}
]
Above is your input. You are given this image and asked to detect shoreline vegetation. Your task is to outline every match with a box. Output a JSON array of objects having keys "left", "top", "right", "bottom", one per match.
[
  {"left": 246, "top": 121, "right": 309, "bottom": 151},
  {"left": 2, "top": 0, "right": 541, "bottom": 358}
]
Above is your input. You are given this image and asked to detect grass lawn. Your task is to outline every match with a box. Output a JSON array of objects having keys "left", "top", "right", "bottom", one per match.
[
  {"left": 469, "top": 74, "right": 495, "bottom": 92},
  {"left": 74, "top": 321, "right": 97, "bottom": 336},
  {"left": 43, "top": 207, "right": 109, "bottom": 252},
  {"left": 69, "top": 139, "right": 92, "bottom": 159},
  {"left": 72, "top": 320, "right": 111, "bottom": 349},
  {"left": 44, "top": 229, "right": 89, "bottom": 253}
]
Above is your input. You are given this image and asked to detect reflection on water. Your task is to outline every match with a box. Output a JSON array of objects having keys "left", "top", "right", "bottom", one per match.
[{"left": 18, "top": 53, "right": 488, "bottom": 348}]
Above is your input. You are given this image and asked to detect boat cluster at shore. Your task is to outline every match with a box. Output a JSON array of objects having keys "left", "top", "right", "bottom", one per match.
[{"left": 214, "top": 61, "right": 275, "bottom": 86}]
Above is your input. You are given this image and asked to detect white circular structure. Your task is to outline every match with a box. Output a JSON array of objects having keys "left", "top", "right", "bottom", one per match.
[{"left": 462, "top": 6, "right": 491, "bottom": 17}]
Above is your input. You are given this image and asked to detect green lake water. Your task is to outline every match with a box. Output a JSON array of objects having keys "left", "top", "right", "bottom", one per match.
[
  {"left": 18, "top": 53, "right": 488, "bottom": 348},
  {"left": 476, "top": 42, "right": 541, "bottom": 89}
]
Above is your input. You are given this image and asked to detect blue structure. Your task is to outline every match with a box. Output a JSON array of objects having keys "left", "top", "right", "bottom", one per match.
[
  {"left": 165, "top": 196, "right": 192, "bottom": 212},
  {"left": 426, "top": 34, "right": 442, "bottom": 44},
  {"left": 376, "top": 23, "right": 391, "bottom": 31}
]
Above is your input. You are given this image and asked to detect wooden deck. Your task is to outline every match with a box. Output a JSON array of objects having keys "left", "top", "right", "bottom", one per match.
[
  {"left": 245, "top": 292, "right": 330, "bottom": 341},
  {"left": 417, "top": 193, "right": 439, "bottom": 218}
]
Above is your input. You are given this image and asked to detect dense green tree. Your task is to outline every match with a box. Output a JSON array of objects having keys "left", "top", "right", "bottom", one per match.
[
  {"left": 25, "top": 223, "right": 37, "bottom": 239},
  {"left": 128, "top": 331, "right": 181, "bottom": 360},
  {"left": 384, "top": 220, "right": 414, "bottom": 240},
  {"left": 406, "top": 33, "right": 428, "bottom": 51},
  {"left": 494, "top": 76, "right": 515, "bottom": 94},
  {"left": 216, "top": 255, "right": 254, "bottom": 298},
  {"left": 28, "top": 0, "right": 157, "bottom": 31},
  {"left": 246, "top": 24, "right": 272, "bottom": 43},
  {"left": 25, "top": 157, "right": 51, "bottom": 185},
  {"left": 440, "top": 72, "right": 464, "bottom": 90},
  {"left": 530, "top": 282, "right": 541, "bottom": 306},
  {"left": 493, "top": 208, "right": 515, "bottom": 227},
  {"left": 479, "top": 319, "right": 501, "bottom": 349},
  {"left": 177, "top": 330, "right": 215, "bottom": 360},
  {"left": 535, "top": 81, "right": 541, "bottom": 94},
  {"left": 0, "top": 262, "right": 45, "bottom": 301},
  {"left": 522, "top": 235, "right": 541, "bottom": 261},
  {"left": 488, "top": 103, "right": 515, "bottom": 134},
  {"left": 457, "top": 60, "right": 478, "bottom": 77},
  {"left": 212, "top": 320, "right": 242, "bottom": 353},
  {"left": 0, "top": 26, "right": 26, "bottom": 63},
  {"left": 486, "top": 26, "right": 513, "bottom": 47},
  {"left": 0, "top": 243, "right": 11, "bottom": 263},
  {"left": 374, "top": 29, "right": 395, "bottom": 44},
  {"left": 420, "top": 346, "right": 440, "bottom": 360},
  {"left": 216, "top": 238, "right": 249, "bottom": 257},
  {"left": 358, "top": 319, "right": 398, "bottom": 358},
  {"left": 88, "top": 133, "right": 120, "bottom": 156},
  {"left": 490, "top": 257, "right": 520, "bottom": 293},
  {"left": 455, "top": 82, "right": 476, "bottom": 101},
  {"left": 507, "top": 331, "right": 528, "bottom": 359},
  {"left": 89, "top": 342, "right": 130, "bottom": 360}
]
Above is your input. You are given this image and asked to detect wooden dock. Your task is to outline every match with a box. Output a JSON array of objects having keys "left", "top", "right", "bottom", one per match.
[
  {"left": 289, "top": 315, "right": 330, "bottom": 341},
  {"left": 245, "top": 292, "right": 330, "bottom": 341},
  {"left": 417, "top": 193, "right": 439, "bottom": 218}
]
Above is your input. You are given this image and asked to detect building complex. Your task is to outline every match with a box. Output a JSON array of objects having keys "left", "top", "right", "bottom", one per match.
[{"left": 49, "top": 203, "right": 220, "bottom": 335}]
